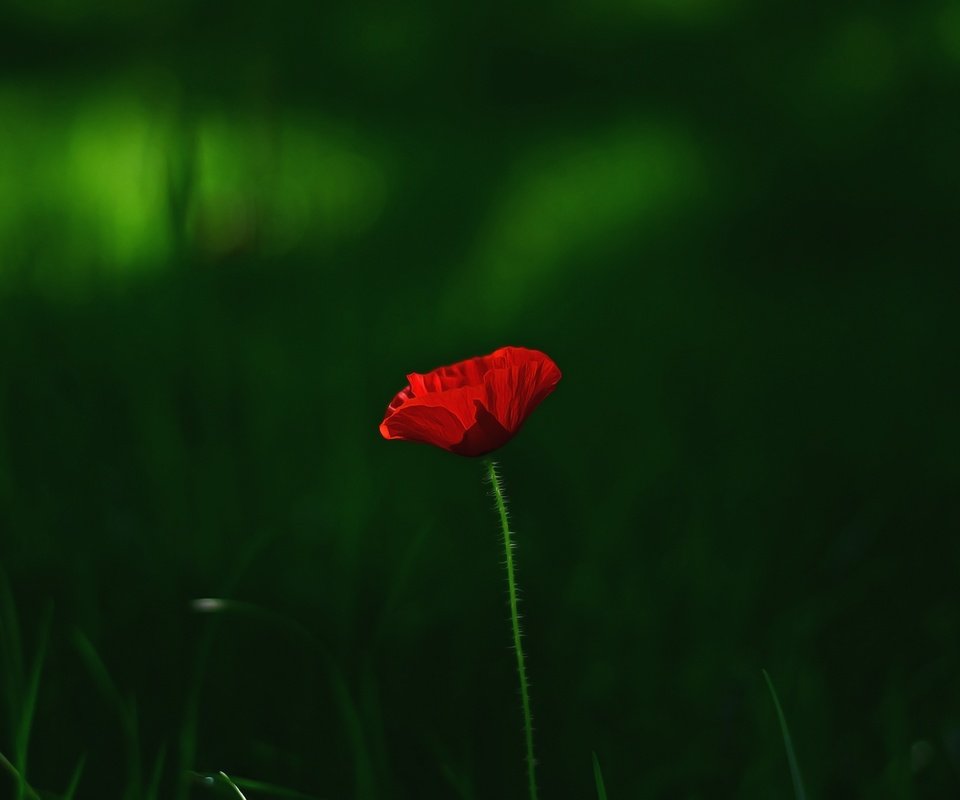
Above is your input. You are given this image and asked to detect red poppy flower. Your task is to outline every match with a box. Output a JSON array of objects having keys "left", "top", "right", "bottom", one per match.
[{"left": 379, "top": 346, "right": 561, "bottom": 457}]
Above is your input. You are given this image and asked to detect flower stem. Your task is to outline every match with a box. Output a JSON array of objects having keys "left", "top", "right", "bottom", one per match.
[{"left": 485, "top": 459, "right": 539, "bottom": 800}]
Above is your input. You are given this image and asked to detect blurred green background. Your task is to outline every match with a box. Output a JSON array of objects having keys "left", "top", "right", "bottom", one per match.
[{"left": 1, "top": 1, "right": 959, "bottom": 798}]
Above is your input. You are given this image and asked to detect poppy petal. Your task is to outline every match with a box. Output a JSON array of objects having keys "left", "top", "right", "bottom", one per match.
[
  {"left": 481, "top": 351, "right": 562, "bottom": 433},
  {"left": 379, "top": 403, "right": 467, "bottom": 451},
  {"left": 387, "top": 383, "right": 485, "bottom": 429},
  {"left": 379, "top": 346, "right": 560, "bottom": 456},
  {"left": 406, "top": 355, "right": 490, "bottom": 396},
  {"left": 452, "top": 402, "right": 514, "bottom": 456}
]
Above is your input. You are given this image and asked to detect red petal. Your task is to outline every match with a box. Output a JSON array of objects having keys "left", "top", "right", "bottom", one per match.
[
  {"left": 379, "top": 402, "right": 467, "bottom": 451},
  {"left": 480, "top": 349, "right": 562, "bottom": 433},
  {"left": 451, "top": 403, "right": 513, "bottom": 456},
  {"left": 379, "top": 346, "right": 561, "bottom": 456}
]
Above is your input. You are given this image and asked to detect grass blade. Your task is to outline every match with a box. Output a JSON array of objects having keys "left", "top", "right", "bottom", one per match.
[
  {"left": 73, "top": 629, "right": 142, "bottom": 798},
  {"left": 592, "top": 752, "right": 608, "bottom": 800},
  {"left": 190, "top": 598, "right": 374, "bottom": 799},
  {"left": 177, "top": 529, "right": 276, "bottom": 800},
  {"left": 0, "top": 568, "right": 25, "bottom": 799},
  {"left": 439, "top": 761, "right": 475, "bottom": 800},
  {"left": 15, "top": 604, "right": 51, "bottom": 799},
  {"left": 62, "top": 754, "right": 87, "bottom": 800},
  {"left": 762, "top": 669, "right": 807, "bottom": 800},
  {"left": 145, "top": 745, "right": 167, "bottom": 800},
  {"left": 218, "top": 771, "right": 248, "bottom": 800},
  {"left": 0, "top": 568, "right": 25, "bottom": 705},
  {"left": 0, "top": 751, "right": 41, "bottom": 800},
  {"left": 191, "top": 770, "right": 325, "bottom": 800},
  {"left": 229, "top": 775, "right": 325, "bottom": 799}
]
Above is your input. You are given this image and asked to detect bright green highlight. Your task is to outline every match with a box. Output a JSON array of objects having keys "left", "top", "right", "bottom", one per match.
[{"left": 485, "top": 460, "right": 538, "bottom": 800}]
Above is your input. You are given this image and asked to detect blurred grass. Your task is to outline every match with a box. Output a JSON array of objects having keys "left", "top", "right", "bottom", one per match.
[
  {"left": 592, "top": 752, "right": 608, "bottom": 800},
  {"left": 763, "top": 670, "right": 806, "bottom": 800},
  {"left": 1, "top": 0, "right": 959, "bottom": 798}
]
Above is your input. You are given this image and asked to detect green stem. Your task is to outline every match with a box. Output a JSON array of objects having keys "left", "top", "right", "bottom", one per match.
[{"left": 485, "top": 459, "right": 539, "bottom": 800}]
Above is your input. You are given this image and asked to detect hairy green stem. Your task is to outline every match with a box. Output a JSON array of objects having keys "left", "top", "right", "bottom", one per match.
[{"left": 485, "top": 459, "right": 538, "bottom": 800}]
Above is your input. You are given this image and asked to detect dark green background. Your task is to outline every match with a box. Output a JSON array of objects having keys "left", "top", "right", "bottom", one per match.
[{"left": 1, "top": 1, "right": 959, "bottom": 798}]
